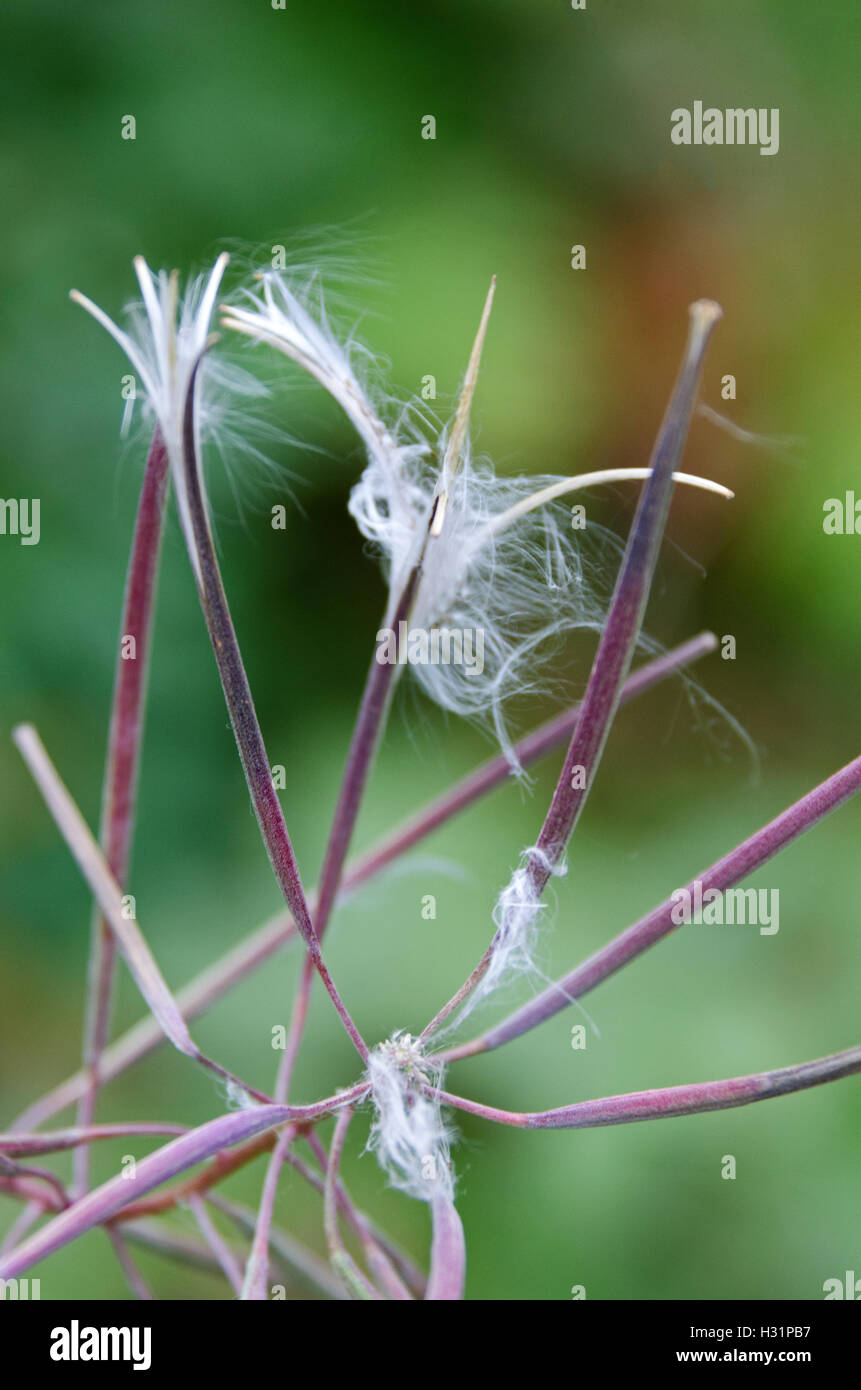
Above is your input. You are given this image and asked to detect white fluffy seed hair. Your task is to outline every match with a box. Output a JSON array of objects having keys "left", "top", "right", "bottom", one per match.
[
  {"left": 223, "top": 265, "right": 430, "bottom": 490},
  {"left": 71, "top": 256, "right": 274, "bottom": 584},
  {"left": 354, "top": 452, "right": 620, "bottom": 766},
  {"left": 443, "top": 845, "right": 568, "bottom": 1034},
  {"left": 365, "top": 1033, "right": 454, "bottom": 1203},
  {"left": 223, "top": 264, "right": 627, "bottom": 768},
  {"left": 224, "top": 1079, "right": 260, "bottom": 1111}
]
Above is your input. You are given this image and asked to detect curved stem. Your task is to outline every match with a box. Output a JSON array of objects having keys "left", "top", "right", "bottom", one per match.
[
  {"left": 481, "top": 467, "right": 732, "bottom": 541},
  {"left": 434, "top": 1041, "right": 861, "bottom": 1129},
  {"left": 439, "top": 752, "right": 861, "bottom": 1061},
  {"left": 423, "top": 302, "right": 723, "bottom": 1031},
  {"left": 304, "top": 1130, "right": 413, "bottom": 1299},
  {"left": 0, "top": 1088, "right": 369, "bottom": 1280},
  {"left": 11, "top": 636, "right": 716, "bottom": 1131},
  {"left": 179, "top": 355, "right": 367, "bottom": 1061}
]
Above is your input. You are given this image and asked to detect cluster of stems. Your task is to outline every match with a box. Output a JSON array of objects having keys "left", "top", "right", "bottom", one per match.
[{"left": 2, "top": 297, "right": 859, "bottom": 1302}]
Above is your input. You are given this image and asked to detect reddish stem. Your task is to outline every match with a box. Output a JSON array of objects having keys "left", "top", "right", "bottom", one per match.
[
  {"left": 423, "top": 303, "right": 723, "bottom": 1031},
  {"left": 11, "top": 636, "right": 715, "bottom": 1132},
  {"left": 435, "top": 1041, "right": 861, "bottom": 1129},
  {"left": 76, "top": 430, "right": 169, "bottom": 1195},
  {"left": 441, "top": 752, "right": 861, "bottom": 1061}
]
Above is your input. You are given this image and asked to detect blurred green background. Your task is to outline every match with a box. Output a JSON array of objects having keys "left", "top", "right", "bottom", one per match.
[{"left": 1, "top": 0, "right": 859, "bottom": 1300}]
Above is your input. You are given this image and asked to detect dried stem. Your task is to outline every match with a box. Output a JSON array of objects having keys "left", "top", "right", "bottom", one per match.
[
  {"left": 303, "top": 1130, "right": 413, "bottom": 1299},
  {"left": 239, "top": 1125, "right": 297, "bottom": 1299},
  {"left": 323, "top": 1106, "right": 380, "bottom": 1299},
  {"left": 436, "top": 1041, "right": 861, "bottom": 1128},
  {"left": 422, "top": 301, "right": 723, "bottom": 1034},
  {"left": 122, "top": 1218, "right": 249, "bottom": 1284},
  {"left": 0, "top": 1124, "right": 187, "bottom": 1157},
  {"left": 525, "top": 301, "right": 723, "bottom": 877},
  {"left": 440, "top": 751, "right": 861, "bottom": 1061},
  {"left": 11, "top": 636, "right": 715, "bottom": 1133},
  {"left": 105, "top": 1227, "right": 154, "bottom": 1299},
  {"left": 276, "top": 570, "right": 419, "bottom": 1100},
  {"left": 425, "top": 1194, "right": 466, "bottom": 1301},
  {"left": 0, "top": 1155, "right": 68, "bottom": 1211},
  {"left": 209, "top": 1194, "right": 348, "bottom": 1300},
  {"left": 0, "top": 1202, "right": 43, "bottom": 1257},
  {"left": 0, "top": 1089, "right": 367, "bottom": 1280},
  {"left": 12, "top": 723, "right": 272, "bottom": 1105},
  {"left": 179, "top": 354, "right": 367, "bottom": 1061},
  {"left": 77, "top": 429, "right": 169, "bottom": 1198},
  {"left": 187, "top": 1193, "right": 244, "bottom": 1295}
]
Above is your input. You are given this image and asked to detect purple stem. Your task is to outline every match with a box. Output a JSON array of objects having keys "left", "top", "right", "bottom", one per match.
[
  {"left": 0, "top": 1124, "right": 188, "bottom": 1156},
  {"left": 240, "top": 1124, "right": 297, "bottom": 1299},
  {"left": 323, "top": 1106, "right": 382, "bottom": 1299},
  {"left": 0, "top": 1156, "right": 68, "bottom": 1211},
  {"left": 10, "top": 636, "right": 715, "bottom": 1132},
  {"left": 13, "top": 722, "right": 273, "bottom": 1106},
  {"left": 526, "top": 301, "right": 722, "bottom": 884},
  {"left": 180, "top": 358, "right": 367, "bottom": 1061},
  {"left": 0, "top": 1201, "right": 43, "bottom": 1256},
  {"left": 357, "top": 631, "right": 716, "bottom": 885},
  {"left": 208, "top": 1194, "right": 348, "bottom": 1300},
  {"left": 273, "top": 967, "right": 311, "bottom": 1102},
  {"left": 122, "top": 1217, "right": 247, "bottom": 1282},
  {"left": 0, "top": 1086, "right": 369, "bottom": 1280},
  {"left": 187, "top": 1192, "right": 244, "bottom": 1296},
  {"left": 441, "top": 752, "right": 861, "bottom": 1061},
  {"left": 435, "top": 1041, "right": 861, "bottom": 1128},
  {"left": 423, "top": 303, "right": 723, "bottom": 1031},
  {"left": 425, "top": 1194, "right": 466, "bottom": 1301},
  {"left": 106, "top": 1226, "right": 154, "bottom": 1299},
  {"left": 77, "top": 430, "right": 169, "bottom": 1196},
  {"left": 303, "top": 1130, "right": 413, "bottom": 1299},
  {"left": 315, "top": 572, "right": 420, "bottom": 938},
  {"left": 0, "top": 1175, "right": 64, "bottom": 1209},
  {"left": 275, "top": 568, "right": 421, "bottom": 1101}
]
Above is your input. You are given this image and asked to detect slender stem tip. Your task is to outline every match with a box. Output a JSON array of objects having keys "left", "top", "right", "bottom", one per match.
[
  {"left": 12, "top": 722, "right": 37, "bottom": 752},
  {"left": 689, "top": 298, "right": 723, "bottom": 331}
]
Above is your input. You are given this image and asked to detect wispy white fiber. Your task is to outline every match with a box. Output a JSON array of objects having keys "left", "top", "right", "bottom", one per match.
[
  {"left": 71, "top": 255, "right": 260, "bottom": 585},
  {"left": 221, "top": 269, "right": 611, "bottom": 764},
  {"left": 224, "top": 1079, "right": 261, "bottom": 1111},
  {"left": 222, "top": 263, "right": 733, "bottom": 770},
  {"left": 451, "top": 845, "right": 568, "bottom": 1035},
  {"left": 222, "top": 269, "right": 429, "bottom": 535},
  {"left": 365, "top": 1033, "right": 453, "bottom": 1203}
]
